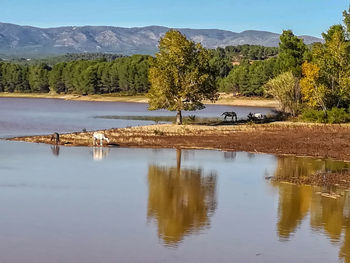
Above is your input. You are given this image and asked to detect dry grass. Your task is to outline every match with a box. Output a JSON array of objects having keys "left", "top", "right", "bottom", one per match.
[{"left": 9, "top": 122, "right": 350, "bottom": 161}]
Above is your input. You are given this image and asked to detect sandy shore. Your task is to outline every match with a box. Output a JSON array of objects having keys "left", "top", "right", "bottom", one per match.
[
  {"left": 0, "top": 92, "right": 279, "bottom": 108},
  {"left": 9, "top": 122, "right": 350, "bottom": 162}
]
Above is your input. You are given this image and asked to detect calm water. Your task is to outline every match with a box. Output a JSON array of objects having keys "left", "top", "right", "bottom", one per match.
[
  {"left": 0, "top": 140, "right": 349, "bottom": 263},
  {"left": 0, "top": 97, "right": 272, "bottom": 138},
  {"left": 1, "top": 97, "right": 349, "bottom": 262}
]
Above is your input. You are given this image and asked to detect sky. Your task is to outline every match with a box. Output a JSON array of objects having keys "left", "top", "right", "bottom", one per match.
[{"left": 1, "top": 0, "right": 349, "bottom": 37}]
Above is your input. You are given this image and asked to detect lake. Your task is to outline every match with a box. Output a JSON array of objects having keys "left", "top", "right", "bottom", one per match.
[
  {"left": 0, "top": 97, "right": 349, "bottom": 262},
  {"left": 0, "top": 97, "right": 272, "bottom": 138},
  {"left": 0, "top": 140, "right": 349, "bottom": 263}
]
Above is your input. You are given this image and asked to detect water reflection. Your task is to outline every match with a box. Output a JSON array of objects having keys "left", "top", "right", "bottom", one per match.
[
  {"left": 92, "top": 147, "right": 110, "bottom": 161},
  {"left": 273, "top": 156, "right": 350, "bottom": 183},
  {"left": 147, "top": 149, "right": 217, "bottom": 246},
  {"left": 270, "top": 156, "right": 350, "bottom": 262},
  {"left": 223, "top": 151, "right": 237, "bottom": 160},
  {"left": 50, "top": 145, "right": 60, "bottom": 156}
]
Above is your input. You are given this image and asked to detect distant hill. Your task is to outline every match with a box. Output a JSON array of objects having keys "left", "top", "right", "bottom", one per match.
[{"left": 0, "top": 22, "right": 323, "bottom": 57}]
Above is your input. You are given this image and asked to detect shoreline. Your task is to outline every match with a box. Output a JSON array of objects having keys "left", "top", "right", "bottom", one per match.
[
  {"left": 0, "top": 92, "right": 279, "bottom": 108},
  {"left": 9, "top": 122, "right": 350, "bottom": 162}
]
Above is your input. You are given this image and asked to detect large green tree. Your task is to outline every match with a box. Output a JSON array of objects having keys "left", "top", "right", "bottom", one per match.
[
  {"left": 147, "top": 30, "right": 217, "bottom": 124},
  {"left": 276, "top": 30, "right": 308, "bottom": 77}
]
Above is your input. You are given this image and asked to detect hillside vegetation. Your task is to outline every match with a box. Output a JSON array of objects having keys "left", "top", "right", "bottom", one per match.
[{"left": 0, "top": 7, "right": 349, "bottom": 123}]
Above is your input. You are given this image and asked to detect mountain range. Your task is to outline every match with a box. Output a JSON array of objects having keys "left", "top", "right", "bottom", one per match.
[{"left": 0, "top": 22, "right": 323, "bottom": 57}]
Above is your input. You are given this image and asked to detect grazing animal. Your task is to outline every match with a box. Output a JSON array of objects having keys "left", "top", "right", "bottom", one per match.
[
  {"left": 93, "top": 132, "right": 110, "bottom": 146},
  {"left": 253, "top": 113, "right": 264, "bottom": 119},
  {"left": 222, "top": 112, "right": 238, "bottom": 122},
  {"left": 50, "top": 132, "right": 60, "bottom": 145}
]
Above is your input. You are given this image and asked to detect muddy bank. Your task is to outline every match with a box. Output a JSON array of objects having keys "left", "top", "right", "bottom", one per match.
[
  {"left": 269, "top": 171, "right": 350, "bottom": 189},
  {"left": 9, "top": 122, "right": 350, "bottom": 161}
]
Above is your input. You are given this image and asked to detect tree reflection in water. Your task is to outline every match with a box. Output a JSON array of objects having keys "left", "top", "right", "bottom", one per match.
[
  {"left": 271, "top": 156, "right": 350, "bottom": 262},
  {"left": 147, "top": 149, "right": 217, "bottom": 246}
]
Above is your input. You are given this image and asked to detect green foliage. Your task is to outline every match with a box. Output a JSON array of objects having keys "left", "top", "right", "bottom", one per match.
[
  {"left": 275, "top": 30, "right": 308, "bottom": 77},
  {"left": 218, "top": 58, "right": 278, "bottom": 96},
  {"left": 310, "top": 25, "right": 350, "bottom": 109},
  {"left": 216, "top": 44, "right": 279, "bottom": 61},
  {"left": 147, "top": 30, "right": 218, "bottom": 124},
  {"left": 0, "top": 55, "right": 150, "bottom": 95},
  {"left": 0, "top": 62, "right": 30, "bottom": 92},
  {"left": 301, "top": 108, "right": 350, "bottom": 123},
  {"left": 301, "top": 108, "right": 327, "bottom": 123},
  {"left": 6, "top": 53, "right": 124, "bottom": 66},
  {"left": 211, "top": 45, "right": 279, "bottom": 95},
  {"left": 28, "top": 63, "right": 51, "bottom": 93},
  {"left": 328, "top": 107, "right": 350, "bottom": 123},
  {"left": 264, "top": 71, "right": 301, "bottom": 116}
]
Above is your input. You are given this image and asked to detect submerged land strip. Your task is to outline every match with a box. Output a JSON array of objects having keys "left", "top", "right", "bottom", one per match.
[
  {"left": 9, "top": 122, "right": 350, "bottom": 162},
  {"left": 0, "top": 92, "right": 279, "bottom": 108}
]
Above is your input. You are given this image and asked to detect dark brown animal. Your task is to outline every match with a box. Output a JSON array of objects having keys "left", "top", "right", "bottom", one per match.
[
  {"left": 50, "top": 132, "right": 60, "bottom": 145},
  {"left": 222, "top": 112, "right": 238, "bottom": 122}
]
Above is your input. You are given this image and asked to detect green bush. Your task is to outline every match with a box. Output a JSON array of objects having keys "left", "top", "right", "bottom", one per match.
[
  {"left": 301, "top": 109, "right": 327, "bottom": 123},
  {"left": 327, "top": 107, "right": 350, "bottom": 123},
  {"left": 301, "top": 108, "right": 350, "bottom": 123}
]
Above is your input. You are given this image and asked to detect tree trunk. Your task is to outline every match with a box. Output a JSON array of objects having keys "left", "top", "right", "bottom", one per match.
[
  {"left": 176, "top": 148, "right": 182, "bottom": 176},
  {"left": 176, "top": 110, "right": 182, "bottom": 125}
]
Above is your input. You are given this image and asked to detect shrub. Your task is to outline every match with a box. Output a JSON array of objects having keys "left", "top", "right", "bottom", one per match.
[
  {"left": 327, "top": 107, "right": 350, "bottom": 124},
  {"left": 301, "top": 108, "right": 327, "bottom": 123},
  {"left": 264, "top": 72, "right": 301, "bottom": 116},
  {"left": 301, "top": 108, "right": 350, "bottom": 123}
]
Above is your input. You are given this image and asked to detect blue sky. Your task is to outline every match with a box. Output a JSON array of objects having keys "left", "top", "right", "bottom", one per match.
[{"left": 2, "top": 0, "right": 349, "bottom": 37}]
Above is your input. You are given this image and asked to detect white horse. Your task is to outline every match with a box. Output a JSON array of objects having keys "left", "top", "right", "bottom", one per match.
[
  {"left": 93, "top": 132, "right": 110, "bottom": 146},
  {"left": 253, "top": 113, "right": 264, "bottom": 119}
]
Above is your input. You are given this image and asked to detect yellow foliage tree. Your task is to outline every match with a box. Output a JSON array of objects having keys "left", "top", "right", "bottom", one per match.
[{"left": 300, "top": 61, "right": 328, "bottom": 111}]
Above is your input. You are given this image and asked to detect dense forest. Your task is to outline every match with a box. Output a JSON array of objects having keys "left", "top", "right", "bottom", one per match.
[
  {"left": 0, "top": 55, "right": 150, "bottom": 94},
  {"left": 1, "top": 53, "right": 125, "bottom": 66},
  {"left": 0, "top": 44, "right": 277, "bottom": 95}
]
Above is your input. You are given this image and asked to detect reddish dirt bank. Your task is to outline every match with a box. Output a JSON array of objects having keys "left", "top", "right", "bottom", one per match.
[
  {"left": 9, "top": 122, "right": 350, "bottom": 161},
  {"left": 271, "top": 171, "right": 350, "bottom": 189}
]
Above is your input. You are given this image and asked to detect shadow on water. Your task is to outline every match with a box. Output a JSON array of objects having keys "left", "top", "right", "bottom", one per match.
[
  {"left": 269, "top": 156, "right": 350, "bottom": 263},
  {"left": 147, "top": 149, "right": 217, "bottom": 247}
]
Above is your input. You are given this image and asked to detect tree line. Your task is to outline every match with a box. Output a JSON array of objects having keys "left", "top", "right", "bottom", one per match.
[
  {"left": 1, "top": 53, "right": 124, "bottom": 66},
  {"left": 0, "top": 55, "right": 150, "bottom": 94},
  {"left": 0, "top": 44, "right": 279, "bottom": 96},
  {"left": 263, "top": 8, "right": 350, "bottom": 122},
  {"left": 217, "top": 32, "right": 308, "bottom": 96},
  {"left": 216, "top": 6, "right": 350, "bottom": 123},
  {"left": 146, "top": 7, "right": 350, "bottom": 124}
]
